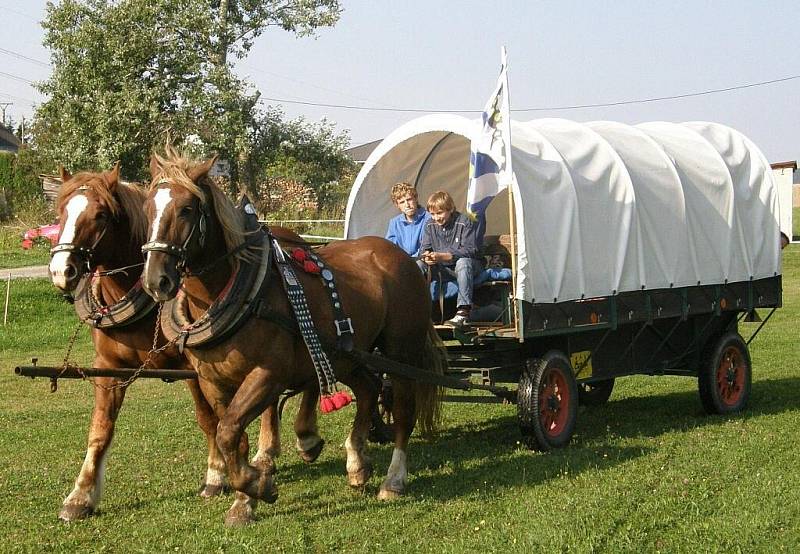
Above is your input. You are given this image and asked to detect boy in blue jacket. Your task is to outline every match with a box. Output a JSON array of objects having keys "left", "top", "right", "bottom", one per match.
[
  {"left": 385, "top": 182, "right": 430, "bottom": 257},
  {"left": 418, "top": 191, "right": 482, "bottom": 327}
]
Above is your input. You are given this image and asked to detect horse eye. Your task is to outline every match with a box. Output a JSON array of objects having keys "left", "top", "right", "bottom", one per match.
[
  {"left": 95, "top": 212, "right": 107, "bottom": 221},
  {"left": 180, "top": 206, "right": 193, "bottom": 217}
]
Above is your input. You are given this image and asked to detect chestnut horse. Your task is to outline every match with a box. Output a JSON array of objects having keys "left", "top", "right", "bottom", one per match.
[
  {"left": 49, "top": 165, "right": 322, "bottom": 521},
  {"left": 140, "top": 149, "right": 445, "bottom": 525}
]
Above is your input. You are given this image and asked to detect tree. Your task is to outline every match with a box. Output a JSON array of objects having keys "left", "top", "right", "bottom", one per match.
[{"left": 32, "top": 0, "right": 342, "bottom": 183}]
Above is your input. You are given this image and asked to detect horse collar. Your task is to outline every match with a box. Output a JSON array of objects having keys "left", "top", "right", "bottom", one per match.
[
  {"left": 158, "top": 231, "right": 272, "bottom": 351},
  {"left": 73, "top": 274, "right": 156, "bottom": 328}
]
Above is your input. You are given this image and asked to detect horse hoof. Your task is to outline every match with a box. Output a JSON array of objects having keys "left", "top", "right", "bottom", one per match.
[
  {"left": 299, "top": 439, "right": 325, "bottom": 464},
  {"left": 59, "top": 503, "right": 94, "bottom": 522},
  {"left": 199, "top": 483, "right": 228, "bottom": 498},
  {"left": 347, "top": 463, "right": 374, "bottom": 488},
  {"left": 224, "top": 505, "right": 255, "bottom": 527},
  {"left": 377, "top": 486, "right": 403, "bottom": 501}
]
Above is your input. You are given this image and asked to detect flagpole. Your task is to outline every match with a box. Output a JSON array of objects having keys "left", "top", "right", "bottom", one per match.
[{"left": 499, "top": 47, "right": 522, "bottom": 340}]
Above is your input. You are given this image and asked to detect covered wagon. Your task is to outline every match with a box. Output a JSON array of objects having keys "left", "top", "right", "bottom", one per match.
[{"left": 345, "top": 115, "right": 786, "bottom": 450}]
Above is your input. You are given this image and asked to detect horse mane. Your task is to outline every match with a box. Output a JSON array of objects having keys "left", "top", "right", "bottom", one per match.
[
  {"left": 150, "top": 145, "right": 257, "bottom": 263},
  {"left": 57, "top": 171, "right": 149, "bottom": 245}
]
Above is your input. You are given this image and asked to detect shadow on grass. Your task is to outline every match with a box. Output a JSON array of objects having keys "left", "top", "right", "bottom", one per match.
[
  {"left": 575, "top": 375, "right": 800, "bottom": 443},
  {"left": 101, "top": 376, "right": 800, "bottom": 523},
  {"left": 269, "top": 375, "right": 800, "bottom": 519}
]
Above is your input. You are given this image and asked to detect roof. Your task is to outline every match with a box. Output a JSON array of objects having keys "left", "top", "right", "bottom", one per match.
[
  {"left": 344, "top": 139, "right": 382, "bottom": 164},
  {"left": 771, "top": 160, "right": 797, "bottom": 171},
  {"left": 0, "top": 124, "right": 20, "bottom": 152},
  {"left": 345, "top": 116, "right": 782, "bottom": 305}
]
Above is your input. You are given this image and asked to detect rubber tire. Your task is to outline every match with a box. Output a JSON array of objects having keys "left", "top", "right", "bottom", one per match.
[
  {"left": 578, "top": 379, "right": 615, "bottom": 407},
  {"left": 698, "top": 331, "right": 752, "bottom": 415},
  {"left": 518, "top": 351, "right": 579, "bottom": 451}
]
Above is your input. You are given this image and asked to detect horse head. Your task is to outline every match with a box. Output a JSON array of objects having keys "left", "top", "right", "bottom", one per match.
[
  {"left": 141, "top": 150, "right": 222, "bottom": 301},
  {"left": 49, "top": 163, "right": 145, "bottom": 292}
]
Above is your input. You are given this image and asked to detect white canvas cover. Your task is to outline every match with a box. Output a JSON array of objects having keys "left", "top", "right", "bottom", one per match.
[{"left": 344, "top": 116, "right": 781, "bottom": 305}]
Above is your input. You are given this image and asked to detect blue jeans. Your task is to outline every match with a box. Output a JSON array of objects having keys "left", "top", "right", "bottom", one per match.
[{"left": 417, "top": 257, "right": 481, "bottom": 307}]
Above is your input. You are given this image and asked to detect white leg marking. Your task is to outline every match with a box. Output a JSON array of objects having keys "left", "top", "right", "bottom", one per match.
[
  {"left": 49, "top": 194, "right": 88, "bottom": 288},
  {"left": 345, "top": 434, "right": 362, "bottom": 475},
  {"left": 205, "top": 467, "right": 226, "bottom": 488},
  {"left": 143, "top": 188, "right": 173, "bottom": 275},
  {"left": 63, "top": 445, "right": 109, "bottom": 510},
  {"left": 384, "top": 448, "right": 407, "bottom": 489}
]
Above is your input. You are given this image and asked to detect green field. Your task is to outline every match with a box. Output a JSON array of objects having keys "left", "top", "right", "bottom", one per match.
[{"left": 1, "top": 251, "right": 799, "bottom": 552}]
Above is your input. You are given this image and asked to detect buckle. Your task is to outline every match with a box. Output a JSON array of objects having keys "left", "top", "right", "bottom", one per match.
[{"left": 335, "top": 317, "right": 354, "bottom": 336}]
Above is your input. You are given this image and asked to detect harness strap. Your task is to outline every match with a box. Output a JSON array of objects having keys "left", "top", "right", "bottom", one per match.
[
  {"left": 271, "top": 237, "right": 351, "bottom": 413},
  {"left": 252, "top": 302, "right": 301, "bottom": 336},
  {"left": 303, "top": 249, "right": 354, "bottom": 352}
]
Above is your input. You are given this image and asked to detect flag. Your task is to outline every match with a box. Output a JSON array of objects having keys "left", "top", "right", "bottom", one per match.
[{"left": 466, "top": 47, "right": 513, "bottom": 239}]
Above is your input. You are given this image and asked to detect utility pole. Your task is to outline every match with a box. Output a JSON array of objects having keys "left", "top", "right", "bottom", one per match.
[{"left": 0, "top": 102, "right": 11, "bottom": 126}]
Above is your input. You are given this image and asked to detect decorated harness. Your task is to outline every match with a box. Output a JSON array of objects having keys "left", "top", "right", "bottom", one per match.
[{"left": 148, "top": 198, "right": 355, "bottom": 412}]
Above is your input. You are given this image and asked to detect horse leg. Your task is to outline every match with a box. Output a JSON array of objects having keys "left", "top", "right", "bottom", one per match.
[
  {"left": 212, "top": 369, "right": 282, "bottom": 526},
  {"left": 341, "top": 374, "right": 377, "bottom": 488},
  {"left": 251, "top": 403, "right": 280, "bottom": 475},
  {"left": 184, "top": 379, "right": 229, "bottom": 497},
  {"left": 59, "top": 376, "right": 127, "bottom": 521},
  {"left": 295, "top": 388, "right": 324, "bottom": 463},
  {"left": 378, "top": 377, "right": 416, "bottom": 500}
]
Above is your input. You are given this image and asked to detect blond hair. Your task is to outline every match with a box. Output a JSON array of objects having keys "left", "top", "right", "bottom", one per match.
[
  {"left": 426, "top": 190, "right": 455, "bottom": 213},
  {"left": 390, "top": 182, "right": 417, "bottom": 204}
]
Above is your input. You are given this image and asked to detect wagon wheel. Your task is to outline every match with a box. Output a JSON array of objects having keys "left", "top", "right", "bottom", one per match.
[
  {"left": 698, "top": 331, "right": 752, "bottom": 415},
  {"left": 517, "top": 351, "right": 579, "bottom": 451},
  {"left": 368, "top": 378, "right": 394, "bottom": 444},
  {"left": 578, "top": 378, "right": 615, "bottom": 407}
]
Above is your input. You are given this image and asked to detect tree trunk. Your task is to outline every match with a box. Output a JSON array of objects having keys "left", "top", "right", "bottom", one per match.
[{"left": 217, "top": 0, "right": 229, "bottom": 66}]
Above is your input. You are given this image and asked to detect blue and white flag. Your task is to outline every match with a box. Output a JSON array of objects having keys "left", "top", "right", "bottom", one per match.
[{"left": 466, "top": 47, "right": 512, "bottom": 239}]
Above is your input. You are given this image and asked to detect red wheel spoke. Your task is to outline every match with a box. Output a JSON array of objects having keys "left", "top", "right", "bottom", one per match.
[{"left": 715, "top": 346, "right": 746, "bottom": 407}]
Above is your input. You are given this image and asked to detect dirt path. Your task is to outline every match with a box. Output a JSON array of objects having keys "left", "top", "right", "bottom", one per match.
[{"left": 0, "top": 266, "right": 49, "bottom": 280}]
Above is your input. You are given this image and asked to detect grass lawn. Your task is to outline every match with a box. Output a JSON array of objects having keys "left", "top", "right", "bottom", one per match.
[{"left": 1, "top": 250, "right": 799, "bottom": 552}]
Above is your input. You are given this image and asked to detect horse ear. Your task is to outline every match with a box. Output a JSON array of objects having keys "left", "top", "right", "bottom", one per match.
[
  {"left": 149, "top": 154, "right": 162, "bottom": 180},
  {"left": 106, "top": 161, "right": 121, "bottom": 191},
  {"left": 187, "top": 154, "right": 218, "bottom": 182},
  {"left": 59, "top": 165, "right": 72, "bottom": 183}
]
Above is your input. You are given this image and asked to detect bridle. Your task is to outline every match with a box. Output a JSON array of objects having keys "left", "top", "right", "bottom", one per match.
[
  {"left": 141, "top": 180, "right": 208, "bottom": 271},
  {"left": 50, "top": 186, "right": 113, "bottom": 275}
]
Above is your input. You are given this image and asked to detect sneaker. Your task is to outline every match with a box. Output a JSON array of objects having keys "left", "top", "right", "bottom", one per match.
[{"left": 446, "top": 309, "right": 470, "bottom": 328}]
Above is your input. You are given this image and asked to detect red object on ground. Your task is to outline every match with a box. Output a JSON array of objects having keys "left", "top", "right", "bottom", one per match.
[{"left": 21, "top": 223, "right": 60, "bottom": 249}]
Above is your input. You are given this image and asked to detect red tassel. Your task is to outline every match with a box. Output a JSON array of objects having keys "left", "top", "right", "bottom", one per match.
[
  {"left": 303, "top": 260, "right": 320, "bottom": 274},
  {"left": 320, "top": 397, "right": 336, "bottom": 413},
  {"left": 291, "top": 248, "right": 307, "bottom": 262},
  {"left": 331, "top": 391, "right": 352, "bottom": 409}
]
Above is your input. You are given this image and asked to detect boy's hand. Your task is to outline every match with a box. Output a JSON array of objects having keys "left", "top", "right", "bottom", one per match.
[{"left": 422, "top": 251, "right": 453, "bottom": 265}]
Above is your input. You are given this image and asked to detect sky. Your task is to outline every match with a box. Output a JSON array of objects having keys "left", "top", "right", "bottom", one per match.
[{"left": 1, "top": 0, "right": 798, "bottom": 163}]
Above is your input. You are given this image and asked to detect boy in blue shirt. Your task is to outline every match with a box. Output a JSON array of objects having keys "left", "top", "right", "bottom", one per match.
[{"left": 385, "top": 182, "right": 430, "bottom": 257}]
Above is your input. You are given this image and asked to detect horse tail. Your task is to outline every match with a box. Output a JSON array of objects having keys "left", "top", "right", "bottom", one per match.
[{"left": 416, "top": 322, "right": 447, "bottom": 435}]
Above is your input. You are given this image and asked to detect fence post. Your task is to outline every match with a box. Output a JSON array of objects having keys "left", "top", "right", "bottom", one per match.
[{"left": 3, "top": 272, "right": 10, "bottom": 326}]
